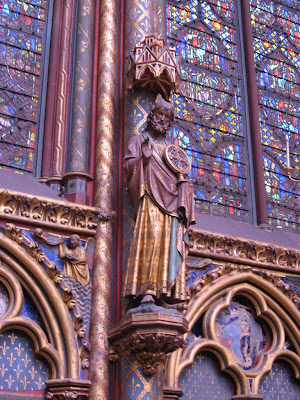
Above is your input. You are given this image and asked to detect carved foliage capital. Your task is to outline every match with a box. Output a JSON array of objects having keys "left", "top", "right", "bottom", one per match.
[{"left": 111, "top": 332, "right": 185, "bottom": 376}]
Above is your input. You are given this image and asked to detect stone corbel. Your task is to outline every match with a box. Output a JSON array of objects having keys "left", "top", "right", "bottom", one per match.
[
  {"left": 45, "top": 379, "right": 91, "bottom": 400},
  {"left": 108, "top": 301, "right": 188, "bottom": 376},
  {"left": 126, "top": 35, "right": 180, "bottom": 100},
  {"left": 163, "top": 386, "right": 183, "bottom": 400}
]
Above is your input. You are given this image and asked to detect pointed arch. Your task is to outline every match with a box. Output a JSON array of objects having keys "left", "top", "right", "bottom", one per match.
[
  {"left": 165, "top": 269, "right": 300, "bottom": 395},
  {"left": 0, "top": 232, "right": 80, "bottom": 379}
]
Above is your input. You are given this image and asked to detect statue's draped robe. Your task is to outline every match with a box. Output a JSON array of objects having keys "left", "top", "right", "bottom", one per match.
[
  {"left": 59, "top": 244, "right": 90, "bottom": 285},
  {"left": 123, "top": 133, "right": 195, "bottom": 301}
]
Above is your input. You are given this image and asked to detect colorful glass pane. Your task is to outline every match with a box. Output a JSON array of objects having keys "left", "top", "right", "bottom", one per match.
[
  {"left": 209, "top": 0, "right": 235, "bottom": 22},
  {"left": 167, "top": 0, "right": 249, "bottom": 220},
  {"left": 0, "top": 0, "right": 48, "bottom": 173},
  {"left": 0, "top": 1, "right": 45, "bottom": 35},
  {"left": 251, "top": 0, "right": 300, "bottom": 231}
]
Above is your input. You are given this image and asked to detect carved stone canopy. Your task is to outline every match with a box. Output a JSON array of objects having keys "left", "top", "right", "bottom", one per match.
[{"left": 127, "top": 35, "right": 180, "bottom": 100}]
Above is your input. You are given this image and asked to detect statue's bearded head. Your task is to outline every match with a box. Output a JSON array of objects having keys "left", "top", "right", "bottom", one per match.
[{"left": 146, "top": 94, "right": 174, "bottom": 137}]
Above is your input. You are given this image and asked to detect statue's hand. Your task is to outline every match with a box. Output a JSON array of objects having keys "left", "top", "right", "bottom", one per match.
[{"left": 141, "top": 137, "right": 153, "bottom": 162}]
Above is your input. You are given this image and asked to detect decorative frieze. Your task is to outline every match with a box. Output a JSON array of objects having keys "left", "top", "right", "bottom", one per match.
[
  {"left": 0, "top": 189, "right": 109, "bottom": 234},
  {"left": 189, "top": 229, "right": 300, "bottom": 271}
]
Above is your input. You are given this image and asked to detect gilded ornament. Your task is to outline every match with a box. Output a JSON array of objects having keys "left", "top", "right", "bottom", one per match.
[
  {"left": 26, "top": 242, "right": 45, "bottom": 262},
  {"left": 59, "top": 235, "right": 90, "bottom": 285},
  {"left": 61, "top": 288, "right": 77, "bottom": 310},
  {"left": 189, "top": 229, "right": 300, "bottom": 271},
  {"left": 0, "top": 190, "right": 101, "bottom": 233},
  {"left": 73, "top": 316, "right": 86, "bottom": 338},
  {"left": 4, "top": 223, "right": 23, "bottom": 244},
  {"left": 111, "top": 333, "right": 185, "bottom": 376},
  {"left": 127, "top": 36, "right": 180, "bottom": 100}
]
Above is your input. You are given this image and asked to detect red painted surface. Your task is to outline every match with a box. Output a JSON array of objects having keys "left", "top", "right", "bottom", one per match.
[{"left": 65, "top": 192, "right": 89, "bottom": 204}]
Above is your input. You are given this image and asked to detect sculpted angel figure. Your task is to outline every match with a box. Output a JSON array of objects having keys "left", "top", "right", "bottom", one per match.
[
  {"left": 59, "top": 234, "right": 90, "bottom": 285},
  {"left": 123, "top": 94, "right": 195, "bottom": 304}
]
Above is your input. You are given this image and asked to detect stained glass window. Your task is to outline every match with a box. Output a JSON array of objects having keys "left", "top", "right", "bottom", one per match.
[
  {"left": 0, "top": 0, "right": 49, "bottom": 173},
  {"left": 167, "top": 0, "right": 251, "bottom": 221},
  {"left": 167, "top": 0, "right": 300, "bottom": 230},
  {"left": 251, "top": 0, "right": 300, "bottom": 231}
]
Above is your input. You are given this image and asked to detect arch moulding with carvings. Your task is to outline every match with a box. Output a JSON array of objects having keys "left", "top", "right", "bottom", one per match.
[
  {"left": 0, "top": 230, "right": 80, "bottom": 380},
  {"left": 165, "top": 266, "right": 300, "bottom": 397}
]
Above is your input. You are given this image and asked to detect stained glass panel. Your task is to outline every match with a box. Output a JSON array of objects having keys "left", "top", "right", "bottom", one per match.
[
  {"left": 251, "top": 0, "right": 300, "bottom": 231},
  {"left": 167, "top": 0, "right": 250, "bottom": 221},
  {"left": 0, "top": 0, "right": 48, "bottom": 173}
]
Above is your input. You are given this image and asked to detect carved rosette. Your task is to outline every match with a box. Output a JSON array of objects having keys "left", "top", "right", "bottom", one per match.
[{"left": 108, "top": 311, "right": 188, "bottom": 376}]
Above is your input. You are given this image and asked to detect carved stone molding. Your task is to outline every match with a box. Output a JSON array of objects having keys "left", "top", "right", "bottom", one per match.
[
  {"left": 189, "top": 228, "right": 300, "bottom": 272},
  {"left": 189, "top": 263, "right": 300, "bottom": 309},
  {"left": 109, "top": 309, "right": 188, "bottom": 376},
  {"left": 46, "top": 379, "right": 91, "bottom": 400},
  {"left": 232, "top": 396, "right": 263, "bottom": 400},
  {"left": 3, "top": 224, "right": 91, "bottom": 368},
  {"left": 116, "top": 332, "right": 185, "bottom": 376},
  {"left": 164, "top": 386, "right": 183, "bottom": 399},
  {"left": 0, "top": 189, "right": 112, "bottom": 234}
]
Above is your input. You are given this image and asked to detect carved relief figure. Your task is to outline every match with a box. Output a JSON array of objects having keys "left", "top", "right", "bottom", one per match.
[
  {"left": 59, "top": 234, "right": 90, "bottom": 285},
  {"left": 123, "top": 94, "right": 195, "bottom": 303}
]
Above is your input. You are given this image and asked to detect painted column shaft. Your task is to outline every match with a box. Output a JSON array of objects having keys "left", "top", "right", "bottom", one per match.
[
  {"left": 240, "top": 0, "right": 268, "bottom": 226},
  {"left": 51, "top": 0, "right": 74, "bottom": 178},
  {"left": 41, "top": 0, "right": 63, "bottom": 179},
  {"left": 69, "top": 0, "right": 93, "bottom": 173},
  {"left": 89, "top": 0, "right": 117, "bottom": 398}
]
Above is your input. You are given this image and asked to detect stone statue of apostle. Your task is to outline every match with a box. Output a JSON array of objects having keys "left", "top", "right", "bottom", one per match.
[{"left": 123, "top": 94, "right": 195, "bottom": 304}]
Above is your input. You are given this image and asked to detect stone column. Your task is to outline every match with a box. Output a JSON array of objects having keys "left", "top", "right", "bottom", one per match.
[
  {"left": 49, "top": 0, "right": 74, "bottom": 192},
  {"left": 63, "top": 0, "right": 94, "bottom": 205},
  {"left": 240, "top": 0, "right": 268, "bottom": 228},
  {"left": 88, "top": 0, "right": 117, "bottom": 399}
]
